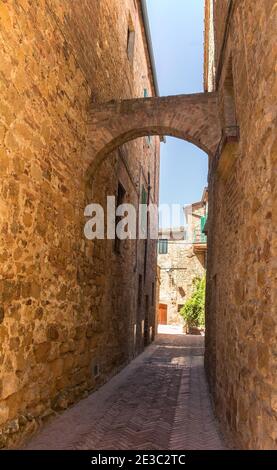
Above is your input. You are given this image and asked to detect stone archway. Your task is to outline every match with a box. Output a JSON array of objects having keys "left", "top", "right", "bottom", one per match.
[
  {"left": 86, "top": 92, "right": 221, "bottom": 180},
  {"left": 81, "top": 90, "right": 222, "bottom": 413}
]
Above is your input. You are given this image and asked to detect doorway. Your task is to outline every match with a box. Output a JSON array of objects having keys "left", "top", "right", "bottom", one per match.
[{"left": 158, "top": 303, "right": 168, "bottom": 325}]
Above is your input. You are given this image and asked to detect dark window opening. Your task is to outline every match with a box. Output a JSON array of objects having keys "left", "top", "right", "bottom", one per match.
[
  {"left": 140, "top": 184, "right": 147, "bottom": 235},
  {"left": 138, "top": 274, "right": 143, "bottom": 308},
  {"left": 141, "top": 184, "right": 147, "bottom": 204},
  {"left": 114, "top": 182, "right": 126, "bottom": 254},
  {"left": 158, "top": 239, "right": 168, "bottom": 255},
  {"left": 147, "top": 172, "right": 151, "bottom": 236},
  {"left": 144, "top": 239, "right": 147, "bottom": 282},
  {"left": 143, "top": 89, "right": 152, "bottom": 146},
  {"left": 93, "top": 364, "right": 100, "bottom": 377},
  {"left": 151, "top": 282, "right": 155, "bottom": 307},
  {"left": 141, "top": 180, "right": 151, "bottom": 282}
]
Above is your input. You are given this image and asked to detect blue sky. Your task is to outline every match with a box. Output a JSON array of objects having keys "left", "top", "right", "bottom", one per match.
[{"left": 146, "top": 0, "right": 207, "bottom": 211}]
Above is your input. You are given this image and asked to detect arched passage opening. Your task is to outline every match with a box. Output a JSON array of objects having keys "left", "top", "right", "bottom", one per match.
[
  {"left": 157, "top": 137, "right": 208, "bottom": 334},
  {"left": 85, "top": 92, "right": 221, "bottom": 184},
  {"left": 82, "top": 98, "right": 215, "bottom": 367}
]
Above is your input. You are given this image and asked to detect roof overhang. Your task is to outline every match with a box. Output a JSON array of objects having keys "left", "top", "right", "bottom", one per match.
[
  {"left": 140, "top": 0, "right": 159, "bottom": 97},
  {"left": 140, "top": 1, "right": 165, "bottom": 143}
]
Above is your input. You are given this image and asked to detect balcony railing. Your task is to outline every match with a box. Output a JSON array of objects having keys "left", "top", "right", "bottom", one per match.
[{"left": 193, "top": 229, "right": 207, "bottom": 244}]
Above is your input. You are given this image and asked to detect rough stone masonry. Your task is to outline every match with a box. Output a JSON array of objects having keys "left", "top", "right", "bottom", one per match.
[
  {"left": 0, "top": 0, "right": 160, "bottom": 448},
  {"left": 0, "top": 0, "right": 276, "bottom": 452},
  {"left": 204, "top": 0, "right": 277, "bottom": 450}
]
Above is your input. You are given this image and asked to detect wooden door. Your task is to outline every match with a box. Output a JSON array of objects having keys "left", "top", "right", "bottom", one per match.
[{"left": 158, "top": 304, "right": 168, "bottom": 325}]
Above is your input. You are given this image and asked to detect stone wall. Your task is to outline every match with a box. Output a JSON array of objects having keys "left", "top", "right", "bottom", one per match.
[
  {"left": 158, "top": 241, "right": 205, "bottom": 326},
  {"left": 0, "top": 0, "right": 159, "bottom": 448},
  {"left": 205, "top": 0, "right": 277, "bottom": 449}
]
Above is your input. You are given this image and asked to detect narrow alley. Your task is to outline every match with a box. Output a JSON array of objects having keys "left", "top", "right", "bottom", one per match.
[
  {"left": 0, "top": 0, "right": 275, "bottom": 454},
  {"left": 24, "top": 333, "right": 226, "bottom": 451}
]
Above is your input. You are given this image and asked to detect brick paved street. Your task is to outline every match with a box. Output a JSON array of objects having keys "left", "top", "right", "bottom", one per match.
[{"left": 24, "top": 333, "right": 226, "bottom": 450}]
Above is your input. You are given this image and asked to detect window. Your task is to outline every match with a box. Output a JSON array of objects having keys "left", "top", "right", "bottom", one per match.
[
  {"left": 151, "top": 282, "right": 155, "bottom": 307},
  {"left": 201, "top": 215, "right": 207, "bottom": 233},
  {"left": 143, "top": 89, "right": 152, "bottom": 146},
  {"left": 114, "top": 182, "right": 126, "bottom": 254},
  {"left": 140, "top": 184, "right": 149, "bottom": 281},
  {"left": 178, "top": 287, "right": 185, "bottom": 297},
  {"left": 146, "top": 136, "right": 152, "bottom": 146},
  {"left": 143, "top": 239, "right": 148, "bottom": 282},
  {"left": 140, "top": 184, "right": 147, "bottom": 235},
  {"left": 146, "top": 172, "right": 151, "bottom": 235},
  {"left": 138, "top": 274, "right": 143, "bottom": 307},
  {"left": 158, "top": 239, "right": 168, "bottom": 255},
  {"left": 178, "top": 304, "right": 184, "bottom": 313},
  {"left": 141, "top": 184, "right": 147, "bottom": 205},
  {"left": 93, "top": 364, "right": 100, "bottom": 377},
  {"left": 127, "top": 16, "right": 135, "bottom": 63}
]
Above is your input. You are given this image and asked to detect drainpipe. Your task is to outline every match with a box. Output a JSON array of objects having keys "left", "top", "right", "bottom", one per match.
[{"left": 215, "top": 0, "right": 235, "bottom": 89}]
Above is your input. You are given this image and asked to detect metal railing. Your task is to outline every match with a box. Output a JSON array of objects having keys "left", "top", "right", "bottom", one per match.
[{"left": 193, "top": 229, "right": 207, "bottom": 244}]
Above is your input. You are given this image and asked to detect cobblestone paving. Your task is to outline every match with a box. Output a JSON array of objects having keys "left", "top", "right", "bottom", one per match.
[{"left": 24, "top": 334, "right": 226, "bottom": 450}]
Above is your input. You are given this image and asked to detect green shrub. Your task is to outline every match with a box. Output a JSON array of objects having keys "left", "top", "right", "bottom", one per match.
[{"left": 180, "top": 276, "right": 206, "bottom": 328}]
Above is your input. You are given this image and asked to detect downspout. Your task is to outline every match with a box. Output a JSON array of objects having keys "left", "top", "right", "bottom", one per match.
[{"left": 215, "top": 0, "right": 235, "bottom": 89}]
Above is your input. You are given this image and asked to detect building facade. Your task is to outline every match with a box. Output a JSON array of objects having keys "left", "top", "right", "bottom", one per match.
[
  {"left": 0, "top": 0, "right": 159, "bottom": 447},
  {"left": 158, "top": 191, "right": 208, "bottom": 327},
  {"left": 204, "top": 0, "right": 276, "bottom": 449}
]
